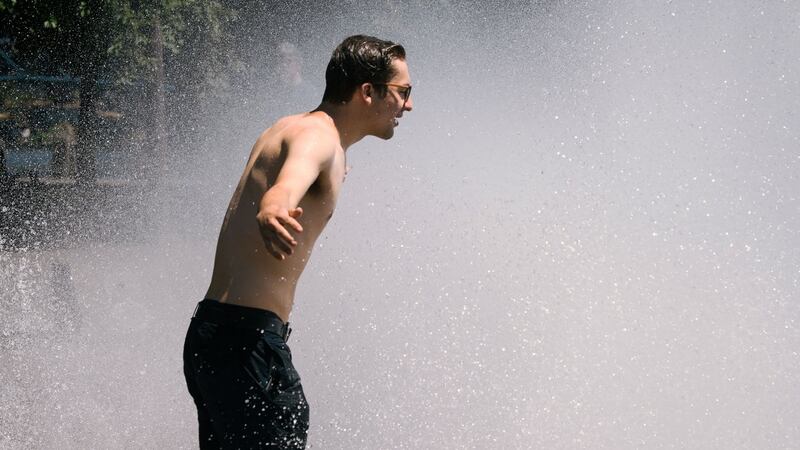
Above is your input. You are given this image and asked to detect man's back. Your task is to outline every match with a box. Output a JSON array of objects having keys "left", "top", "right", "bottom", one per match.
[{"left": 205, "top": 111, "right": 346, "bottom": 321}]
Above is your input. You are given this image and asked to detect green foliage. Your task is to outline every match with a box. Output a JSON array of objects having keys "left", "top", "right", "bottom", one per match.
[
  {"left": 1, "top": 0, "right": 237, "bottom": 87},
  {"left": 111, "top": 0, "right": 236, "bottom": 85},
  {"left": 1, "top": 0, "right": 243, "bottom": 181},
  {"left": 0, "top": 0, "right": 18, "bottom": 13}
]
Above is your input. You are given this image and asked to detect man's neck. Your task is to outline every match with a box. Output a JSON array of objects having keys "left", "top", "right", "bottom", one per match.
[{"left": 313, "top": 101, "right": 368, "bottom": 151}]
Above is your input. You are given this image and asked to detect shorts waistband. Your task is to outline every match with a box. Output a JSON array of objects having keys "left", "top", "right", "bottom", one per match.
[{"left": 192, "top": 299, "right": 292, "bottom": 342}]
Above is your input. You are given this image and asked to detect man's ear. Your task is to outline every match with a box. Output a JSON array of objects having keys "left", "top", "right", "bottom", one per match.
[{"left": 359, "top": 83, "right": 373, "bottom": 105}]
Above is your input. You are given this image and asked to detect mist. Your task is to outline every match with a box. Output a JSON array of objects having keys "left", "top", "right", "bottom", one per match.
[{"left": 2, "top": 1, "right": 798, "bottom": 448}]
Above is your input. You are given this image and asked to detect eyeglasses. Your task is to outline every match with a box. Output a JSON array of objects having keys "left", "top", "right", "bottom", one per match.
[{"left": 374, "top": 83, "right": 412, "bottom": 108}]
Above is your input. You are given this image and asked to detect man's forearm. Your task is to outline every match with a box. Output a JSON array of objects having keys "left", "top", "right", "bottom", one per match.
[{"left": 259, "top": 185, "right": 295, "bottom": 213}]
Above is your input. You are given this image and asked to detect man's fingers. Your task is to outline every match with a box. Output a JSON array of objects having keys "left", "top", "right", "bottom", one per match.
[
  {"left": 262, "top": 240, "right": 284, "bottom": 260},
  {"left": 257, "top": 210, "right": 303, "bottom": 260},
  {"left": 259, "top": 222, "right": 293, "bottom": 258},
  {"left": 285, "top": 208, "right": 303, "bottom": 233},
  {"left": 285, "top": 216, "right": 303, "bottom": 233},
  {"left": 274, "top": 234, "right": 294, "bottom": 254},
  {"left": 268, "top": 218, "right": 297, "bottom": 247},
  {"left": 263, "top": 233, "right": 292, "bottom": 259}
]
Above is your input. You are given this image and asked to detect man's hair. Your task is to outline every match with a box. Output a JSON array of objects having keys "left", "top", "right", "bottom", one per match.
[{"left": 322, "top": 35, "right": 406, "bottom": 103}]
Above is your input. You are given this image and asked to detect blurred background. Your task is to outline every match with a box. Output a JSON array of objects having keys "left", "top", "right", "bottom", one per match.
[{"left": 1, "top": 0, "right": 798, "bottom": 448}]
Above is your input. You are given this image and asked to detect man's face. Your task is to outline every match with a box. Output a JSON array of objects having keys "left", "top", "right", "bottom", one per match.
[{"left": 371, "top": 59, "right": 413, "bottom": 140}]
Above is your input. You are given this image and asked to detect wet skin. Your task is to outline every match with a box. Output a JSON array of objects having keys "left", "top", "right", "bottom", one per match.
[{"left": 205, "top": 59, "right": 413, "bottom": 321}]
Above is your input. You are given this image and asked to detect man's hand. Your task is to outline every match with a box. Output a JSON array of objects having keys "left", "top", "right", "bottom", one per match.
[{"left": 257, "top": 206, "right": 304, "bottom": 260}]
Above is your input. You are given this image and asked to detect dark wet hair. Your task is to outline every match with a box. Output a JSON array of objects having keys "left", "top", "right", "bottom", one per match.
[{"left": 322, "top": 35, "right": 406, "bottom": 103}]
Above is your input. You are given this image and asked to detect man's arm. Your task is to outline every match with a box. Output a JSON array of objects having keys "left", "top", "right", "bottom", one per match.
[{"left": 257, "top": 129, "right": 335, "bottom": 260}]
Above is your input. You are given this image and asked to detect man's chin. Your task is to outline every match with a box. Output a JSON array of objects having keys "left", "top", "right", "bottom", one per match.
[{"left": 376, "top": 127, "right": 394, "bottom": 140}]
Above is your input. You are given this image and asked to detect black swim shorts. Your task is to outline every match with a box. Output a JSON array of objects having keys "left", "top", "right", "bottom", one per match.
[{"left": 183, "top": 299, "right": 309, "bottom": 449}]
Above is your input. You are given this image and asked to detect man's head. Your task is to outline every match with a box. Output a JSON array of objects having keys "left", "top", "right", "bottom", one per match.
[
  {"left": 322, "top": 35, "right": 413, "bottom": 140},
  {"left": 322, "top": 35, "right": 407, "bottom": 104}
]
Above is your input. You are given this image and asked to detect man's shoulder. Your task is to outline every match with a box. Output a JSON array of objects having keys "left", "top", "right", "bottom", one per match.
[
  {"left": 253, "top": 114, "right": 336, "bottom": 159},
  {"left": 263, "top": 113, "right": 338, "bottom": 167},
  {"left": 280, "top": 113, "right": 339, "bottom": 148}
]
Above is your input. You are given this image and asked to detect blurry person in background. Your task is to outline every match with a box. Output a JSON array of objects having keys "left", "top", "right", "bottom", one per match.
[
  {"left": 273, "top": 41, "right": 315, "bottom": 111},
  {"left": 182, "top": 35, "right": 413, "bottom": 449},
  {"left": 278, "top": 41, "right": 303, "bottom": 89}
]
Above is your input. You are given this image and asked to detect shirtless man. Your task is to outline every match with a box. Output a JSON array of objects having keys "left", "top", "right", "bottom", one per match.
[{"left": 183, "top": 35, "right": 413, "bottom": 449}]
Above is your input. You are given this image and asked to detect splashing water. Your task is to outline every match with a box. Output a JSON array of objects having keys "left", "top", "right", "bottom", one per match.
[{"left": 2, "top": 1, "right": 798, "bottom": 448}]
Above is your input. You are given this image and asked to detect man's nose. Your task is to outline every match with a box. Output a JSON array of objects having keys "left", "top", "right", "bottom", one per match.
[{"left": 404, "top": 97, "right": 413, "bottom": 112}]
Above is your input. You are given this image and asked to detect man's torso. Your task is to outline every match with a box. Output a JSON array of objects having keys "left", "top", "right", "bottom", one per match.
[{"left": 205, "top": 112, "right": 346, "bottom": 320}]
